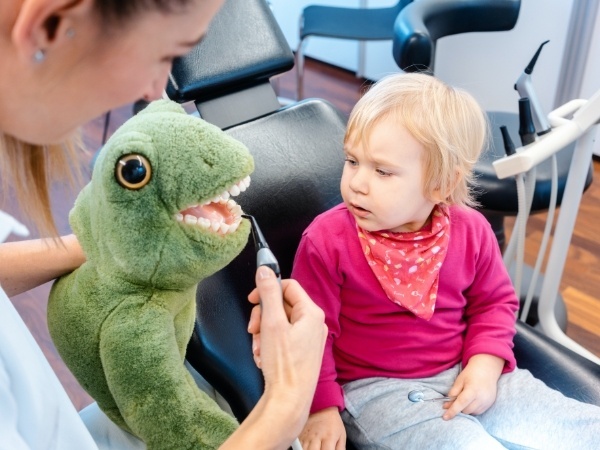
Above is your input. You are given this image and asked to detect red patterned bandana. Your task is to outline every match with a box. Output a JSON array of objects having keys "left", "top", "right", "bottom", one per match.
[{"left": 357, "top": 205, "right": 450, "bottom": 320}]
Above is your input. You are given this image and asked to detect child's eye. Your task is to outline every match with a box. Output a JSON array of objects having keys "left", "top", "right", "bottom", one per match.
[
  {"left": 344, "top": 157, "right": 358, "bottom": 166},
  {"left": 376, "top": 169, "right": 392, "bottom": 176}
]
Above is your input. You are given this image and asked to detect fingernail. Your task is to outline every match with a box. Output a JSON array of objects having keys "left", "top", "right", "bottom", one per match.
[{"left": 257, "top": 266, "right": 273, "bottom": 279}]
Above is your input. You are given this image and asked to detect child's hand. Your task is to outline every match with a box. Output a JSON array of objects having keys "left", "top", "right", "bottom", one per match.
[
  {"left": 299, "top": 407, "right": 346, "bottom": 450},
  {"left": 442, "top": 354, "right": 505, "bottom": 420}
]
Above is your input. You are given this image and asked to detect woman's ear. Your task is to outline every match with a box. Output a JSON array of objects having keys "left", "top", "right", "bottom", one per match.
[{"left": 11, "top": 0, "right": 93, "bottom": 63}]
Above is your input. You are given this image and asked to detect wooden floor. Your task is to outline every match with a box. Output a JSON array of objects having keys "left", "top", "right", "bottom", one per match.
[{"left": 7, "top": 57, "right": 600, "bottom": 413}]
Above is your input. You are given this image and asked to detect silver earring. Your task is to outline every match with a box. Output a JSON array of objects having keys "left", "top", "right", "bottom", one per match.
[
  {"left": 66, "top": 28, "right": 75, "bottom": 39},
  {"left": 33, "top": 49, "right": 46, "bottom": 63}
]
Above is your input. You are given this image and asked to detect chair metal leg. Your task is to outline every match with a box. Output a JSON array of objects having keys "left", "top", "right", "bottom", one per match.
[
  {"left": 101, "top": 110, "right": 111, "bottom": 146},
  {"left": 295, "top": 39, "right": 306, "bottom": 101},
  {"left": 296, "top": 13, "right": 307, "bottom": 101}
]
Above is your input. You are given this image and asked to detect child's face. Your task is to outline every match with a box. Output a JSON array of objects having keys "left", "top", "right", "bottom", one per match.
[{"left": 341, "top": 117, "right": 437, "bottom": 233}]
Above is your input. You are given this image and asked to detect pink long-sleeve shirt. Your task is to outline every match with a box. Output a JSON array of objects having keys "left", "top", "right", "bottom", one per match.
[{"left": 292, "top": 204, "right": 519, "bottom": 413}]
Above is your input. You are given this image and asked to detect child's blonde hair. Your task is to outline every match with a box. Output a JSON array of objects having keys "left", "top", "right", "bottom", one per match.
[{"left": 345, "top": 73, "right": 488, "bottom": 207}]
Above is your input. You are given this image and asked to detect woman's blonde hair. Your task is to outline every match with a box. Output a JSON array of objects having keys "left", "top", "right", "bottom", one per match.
[
  {"left": 0, "top": 0, "right": 195, "bottom": 237},
  {"left": 0, "top": 134, "right": 83, "bottom": 236},
  {"left": 345, "top": 72, "right": 489, "bottom": 207}
]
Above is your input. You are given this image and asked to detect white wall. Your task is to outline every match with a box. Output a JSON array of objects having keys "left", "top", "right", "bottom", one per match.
[
  {"left": 434, "top": 0, "right": 574, "bottom": 116},
  {"left": 579, "top": 6, "right": 600, "bottom": 156}
]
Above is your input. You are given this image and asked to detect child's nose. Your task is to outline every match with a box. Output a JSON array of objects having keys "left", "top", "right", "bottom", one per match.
[{"left": 349, "top": 169, "right": 369, "bottom": 193}]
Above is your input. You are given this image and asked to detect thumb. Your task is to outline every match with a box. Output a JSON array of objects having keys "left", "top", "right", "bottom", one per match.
[
  {"left": 255, "top": 266, "right": 285, "bottom": 325},
  {"left": 448, "top": 377, "right": 464, "bottom": 398}
]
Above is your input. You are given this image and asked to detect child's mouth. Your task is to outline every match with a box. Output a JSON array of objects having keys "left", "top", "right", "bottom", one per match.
[{"left": 351, "top": 203, "right": 371, "bottom": 218}]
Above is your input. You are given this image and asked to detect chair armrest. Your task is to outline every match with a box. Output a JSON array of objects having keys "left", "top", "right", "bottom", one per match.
[
  {"left": 392, "top": 0, "right": 521, "bottom": 72},
  {"left": 514, "top": 321, "right": 600, "bottom": 407}
]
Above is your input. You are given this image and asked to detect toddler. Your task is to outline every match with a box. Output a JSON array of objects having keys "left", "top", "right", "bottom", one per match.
[{"left": 292, "top": 73, "right": 600, "bottom": 449}]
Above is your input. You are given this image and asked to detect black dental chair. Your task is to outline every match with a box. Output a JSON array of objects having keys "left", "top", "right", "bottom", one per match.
[
  {"left": 170, "top": 0, "right": 600, "bottom": 447},
  {"left": 392, "top": 0, "right": 594, "bottom": 330}
]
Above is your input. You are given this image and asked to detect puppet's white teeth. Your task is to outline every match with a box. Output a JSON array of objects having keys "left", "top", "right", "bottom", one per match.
[
  {"left": 176, "top": 214, "right": 241, "bottom": 235},
  {"left": 204, "top": 176, "right": 251, "bottom": 204},
  {"left": 198, "top": 218, "right": 210, "bottom": 229},
  {"left": 178, "top": 176, "right": 250, "bottom": 233},
  {"left": 226, "top": 200, "right": 242, "bottom": 217},
  {"left": 219, "top": 222, "right": 230, "bottom": 234},
  {"left": 184, "top": 214, "right": 197, "bottom": 225},
  {"left": 224, "top": 176, "right": 250, "bottom": 197},
  {"left": 236, "top": 180, "right": 247, "bottom": 193}
]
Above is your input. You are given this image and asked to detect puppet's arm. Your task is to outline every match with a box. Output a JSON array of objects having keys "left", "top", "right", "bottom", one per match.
[{"left": 99, "top": 294, "right": 238, "bottom": 449}]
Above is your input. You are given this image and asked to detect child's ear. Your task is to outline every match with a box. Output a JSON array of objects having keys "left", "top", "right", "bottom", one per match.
[
  {"left": 431, "top": 172, "right": 463, "bottom": 204},
  {"left": 11, "top": 0, "right": 93, "bottom": 63}
]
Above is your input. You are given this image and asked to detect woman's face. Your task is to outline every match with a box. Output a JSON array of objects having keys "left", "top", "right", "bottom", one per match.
[{"left": 6, "top": 0, "right": 224, "bottom": 144}]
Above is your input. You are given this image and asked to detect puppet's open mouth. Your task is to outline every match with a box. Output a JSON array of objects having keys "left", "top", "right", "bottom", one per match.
[{"left": 175, "top": 176, "right": 251, "bottom": 235}]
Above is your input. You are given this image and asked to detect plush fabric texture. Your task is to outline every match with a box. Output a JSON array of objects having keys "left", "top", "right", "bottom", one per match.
[{"left": 48, "top": 100, "right": 254, "bottom": 449}]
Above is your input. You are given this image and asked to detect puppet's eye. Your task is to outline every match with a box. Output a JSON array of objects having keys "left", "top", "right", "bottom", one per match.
[{"left": 115, "top": 154, "right": 152, "bottom": 190}]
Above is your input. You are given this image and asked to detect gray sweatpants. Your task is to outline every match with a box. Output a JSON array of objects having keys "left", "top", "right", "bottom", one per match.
[{"left": 341, "top": 366, "right": 600, "bottom": 450}]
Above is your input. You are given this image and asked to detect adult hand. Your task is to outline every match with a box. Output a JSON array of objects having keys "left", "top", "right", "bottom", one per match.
[
  {"left": 299, "top": 407, "right": 346, "bottom": 450},
  {"left": 247, "top": 266, "right": 327, "bottom": 425},
  {"left": 221, "top": 269, "right": 327, "bottom": 450},
  {"left": 442, "top": 354, "right": 504, "bottom": 420}
]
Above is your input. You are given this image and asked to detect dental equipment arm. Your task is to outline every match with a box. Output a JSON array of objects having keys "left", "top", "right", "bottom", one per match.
[
  {"left": 514, "top": 40, "right": 551, "bottom": 135},
  {"left": 493, "top": 88, "right": 600, "bottom": 364}
]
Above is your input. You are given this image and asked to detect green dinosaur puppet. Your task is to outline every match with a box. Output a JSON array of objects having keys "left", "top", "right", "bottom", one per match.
[{"left": 48, "top": 99, "right": 254, "bottom": 449}]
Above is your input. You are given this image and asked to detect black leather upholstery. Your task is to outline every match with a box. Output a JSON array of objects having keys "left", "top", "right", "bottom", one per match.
[
  {"left": 167, "top": 0, "right": 293, "bottom": 130},
  {"left": 185, "top": 99, "right": 347, "bottom": 422},
  {"left": 169, "top": 0, "right": 600, "bottom": 441},
  {"left": 514, "top": 321, "right": 600, "bottom": 405},
  {"left": 166, "top": 0, "right": 293, "bottom": 104}
]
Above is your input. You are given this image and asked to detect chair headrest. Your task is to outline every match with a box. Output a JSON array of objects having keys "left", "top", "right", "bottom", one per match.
[
  {"left": 392, "top": 0, "right": 520, "bottom": 72},
  {"left": 166, "top": 0, "right": 294, "bottom": 104}
]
